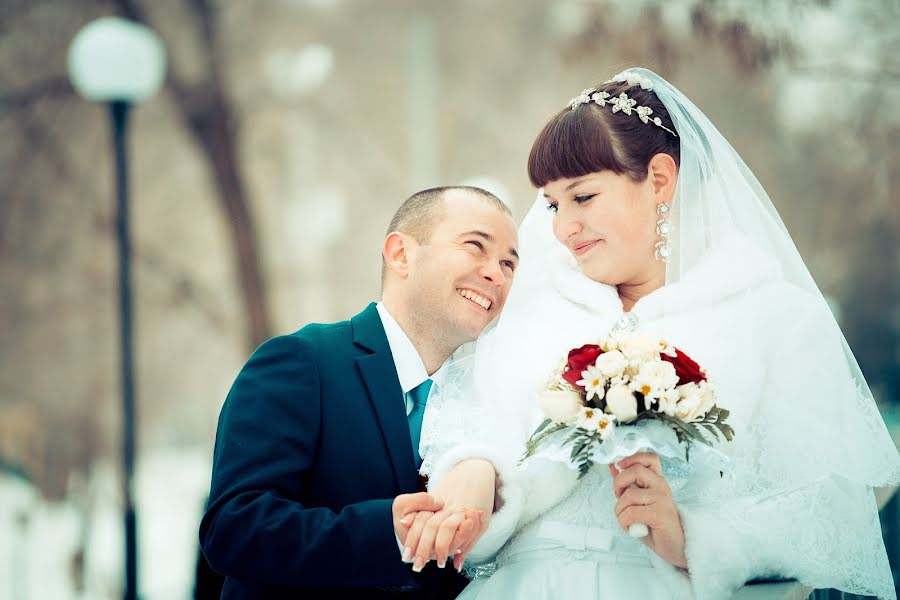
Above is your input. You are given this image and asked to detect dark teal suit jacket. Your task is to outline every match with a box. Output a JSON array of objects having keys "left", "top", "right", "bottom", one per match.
[{"left": 200, "top": 303, "right": 467, "bottom": 598}]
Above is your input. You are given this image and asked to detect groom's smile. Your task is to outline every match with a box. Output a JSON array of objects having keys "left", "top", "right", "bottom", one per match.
[{"left": 457, "top": 288, "right": 494, "bottom": 311}]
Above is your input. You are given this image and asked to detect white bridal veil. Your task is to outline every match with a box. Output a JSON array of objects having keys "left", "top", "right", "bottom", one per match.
[{"left": 421, "top": 68, "right": 900, "bottom": 598}]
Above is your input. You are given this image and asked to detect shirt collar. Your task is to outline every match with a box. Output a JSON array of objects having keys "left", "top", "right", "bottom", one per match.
[{"left": 376, "top": 302, "right": 449, "bottom": 394}]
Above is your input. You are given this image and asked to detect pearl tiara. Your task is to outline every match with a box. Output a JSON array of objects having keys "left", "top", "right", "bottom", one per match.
[{"left": 568, "top": 70, "right": 678, "bottom": 138}]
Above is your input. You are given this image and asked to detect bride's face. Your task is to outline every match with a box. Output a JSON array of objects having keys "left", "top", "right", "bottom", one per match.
[{"left": 543, "top": 170, "right": 662, "bottom": 286}]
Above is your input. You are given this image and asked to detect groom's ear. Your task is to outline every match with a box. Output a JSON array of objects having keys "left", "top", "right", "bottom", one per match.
[{"left": 383, "top": 232, "right": 413, "bottom": 279}]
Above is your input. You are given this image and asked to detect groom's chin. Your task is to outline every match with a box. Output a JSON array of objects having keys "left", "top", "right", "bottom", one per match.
[{"left": 450, "top": 311, "right": 492, "bottom": 342}]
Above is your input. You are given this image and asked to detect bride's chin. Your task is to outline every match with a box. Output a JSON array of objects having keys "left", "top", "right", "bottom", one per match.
[{"left": 577, "top": 262, "right": 612, "bottom": 285}]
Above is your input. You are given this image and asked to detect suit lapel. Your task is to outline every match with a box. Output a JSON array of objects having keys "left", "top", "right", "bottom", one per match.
[{"left": 352, "top": 304, "right": 419, "bottom": 492}]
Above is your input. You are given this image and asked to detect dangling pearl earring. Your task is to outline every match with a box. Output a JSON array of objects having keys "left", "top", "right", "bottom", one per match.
[{"left": 654, "top": 203, "right": 671, "bottom": 262}]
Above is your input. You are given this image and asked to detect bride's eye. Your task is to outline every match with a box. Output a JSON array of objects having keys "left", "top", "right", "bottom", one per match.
[
  {"left": 545, "top": 203, "right": 558, "bottom": 213},
  {"left": 574, "top": 194, "right": 595, "bottom": 204}
]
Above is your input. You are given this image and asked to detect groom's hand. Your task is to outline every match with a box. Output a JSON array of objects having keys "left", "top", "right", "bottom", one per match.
[
  {"left": 610, "top": 452, "right": 688, "bottom": 569},
  {"left": 393, "top": 492, "right": 444, "bottom": 551}
]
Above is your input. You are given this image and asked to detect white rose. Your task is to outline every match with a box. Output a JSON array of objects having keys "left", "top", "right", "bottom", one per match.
[
  {"left": 605, "top": 384, "right": 638, "bottom": 423},
  {"left": 618, "top": 334, "right": 662, "bottom": 363},
  {"left": 673, "top": 382, "right": 716, "bottom": 422},
  {"left": 538, "top": 389, "right": 583, "bottom": 425},
  {"left": 595, "top": 350, "right": 628, "bottom": 379}
]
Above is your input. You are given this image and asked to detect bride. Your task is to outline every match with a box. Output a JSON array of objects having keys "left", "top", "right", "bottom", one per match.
[{"left": 400, "top": 68, "right": 900, "bottom": 599}]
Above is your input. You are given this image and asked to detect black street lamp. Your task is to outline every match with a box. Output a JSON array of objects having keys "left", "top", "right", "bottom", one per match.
[{"left": 67, "top": 17, "right": 166, "bottom": 600}]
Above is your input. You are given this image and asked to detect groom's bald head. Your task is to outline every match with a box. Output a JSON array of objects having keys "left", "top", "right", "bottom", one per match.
[{"left": 387, "top": 186, "right": 510, "bottom": 240}]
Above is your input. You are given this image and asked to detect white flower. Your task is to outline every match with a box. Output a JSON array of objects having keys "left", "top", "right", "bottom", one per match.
[
  {"left": 576, "top": 407, "right": 616, "bottom": 439},
  {"left": 618, "top": 334, "right": 662, "bottom": 363},
  {"left": 658, "top": 339, "right": 677, "bottom": 357},
  {"left": 605, "top": 384, "right": 638, "bottom": 423},
  {"left": 656, "top": 387, "right": 681, "bottom": 416},
  {"left": 673, "top": 381, "right": 716, "bottom": 422},
  {"left": 538, "top": 389, "right": 584, "bottom": 425},
  {"left": 576, "top": 363, "right": 607, "bottom": 402},
  {"left": 630, "top": 360, "right": 679, "bottom": 402},
  {"left": 595, "top": 350, "right": 628, "bottom": 379}
]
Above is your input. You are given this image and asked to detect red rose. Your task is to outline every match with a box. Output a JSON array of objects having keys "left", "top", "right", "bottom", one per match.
[
  {"left": 661, "top": 348, "right": 706, "bottom": 386},
  {"left": 562, "top": 344, "right": 603, "bottom": 388}
]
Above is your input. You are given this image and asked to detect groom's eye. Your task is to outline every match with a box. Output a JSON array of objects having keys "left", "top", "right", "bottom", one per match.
[{"left": 465, "top": 240, "right": 485, "bottom": 251}]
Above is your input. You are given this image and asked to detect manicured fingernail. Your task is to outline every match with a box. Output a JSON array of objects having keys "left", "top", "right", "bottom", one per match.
[
  {"left": 437, "top": 559, "right": 446, "bottom": 568},
  {"left": 400, "top": 515, "right": 413, "bottom": 525},
  {"left": 412, "top": 559, "right": 424, "bottom": 572},
  {"left": 402, "top": 547, "right": 412, "bottom": 562},
  {"left": 457, "top": 562, "right": 463, "bottom": 573}
]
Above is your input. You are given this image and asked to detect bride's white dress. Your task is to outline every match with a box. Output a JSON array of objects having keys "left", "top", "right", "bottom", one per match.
[{"left": 458, "top": 469, "right": 671, "bottom": 599}]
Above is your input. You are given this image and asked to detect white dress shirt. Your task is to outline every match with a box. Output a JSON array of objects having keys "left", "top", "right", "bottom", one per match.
[
  {"left": 375, "top": 302, "right": 449, "bottom": 416},
  {"left": 376, "top": 301, "right": 450, "bottom": 560}
]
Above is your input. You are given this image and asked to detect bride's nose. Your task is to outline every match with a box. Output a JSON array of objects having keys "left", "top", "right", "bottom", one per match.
[{"left": 554, "top": 210, "right": 583, "bottom": 242}]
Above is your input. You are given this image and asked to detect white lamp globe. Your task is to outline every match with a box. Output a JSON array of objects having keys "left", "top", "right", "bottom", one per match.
[{"left": 67, "top": 17, "right": 167, "bottom": 103}]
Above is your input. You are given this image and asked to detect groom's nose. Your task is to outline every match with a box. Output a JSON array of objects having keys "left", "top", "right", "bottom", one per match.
[{"left": 479, "top": 261, "right": 505, "bottom": 286}]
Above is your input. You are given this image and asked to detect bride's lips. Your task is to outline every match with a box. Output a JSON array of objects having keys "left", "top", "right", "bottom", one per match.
[{"left": 572, "top": 239, "right": 600, "bottom": 256}]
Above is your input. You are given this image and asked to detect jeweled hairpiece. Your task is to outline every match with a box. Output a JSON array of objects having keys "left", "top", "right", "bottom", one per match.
[{"left": 568, "top": 70, "right": 678, "bottom": 138}]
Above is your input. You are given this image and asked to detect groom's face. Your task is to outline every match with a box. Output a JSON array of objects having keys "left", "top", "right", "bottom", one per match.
[{"left": 408, "top": 192, "right": 519, "bottom": 344}]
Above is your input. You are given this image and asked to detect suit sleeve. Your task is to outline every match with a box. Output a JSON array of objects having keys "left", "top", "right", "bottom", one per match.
[{"left": 199, "top": 335, "right": 412, "bottom": 588}]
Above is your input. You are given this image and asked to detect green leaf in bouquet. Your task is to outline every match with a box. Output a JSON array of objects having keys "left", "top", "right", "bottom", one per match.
[
  {"left": 519, "top": 420, "right": 568, "bottom": 465},
  {"left": 694, "top": 407, "right": 736, "bottom": 442},
  {"left": 565, "top": 428, "right": 599, "bottom": 479}
]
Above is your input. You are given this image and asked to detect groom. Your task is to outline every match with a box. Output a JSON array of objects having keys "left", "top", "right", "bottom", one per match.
[{"left": 200, "top": 186, "right": 519, "bottom": 599}]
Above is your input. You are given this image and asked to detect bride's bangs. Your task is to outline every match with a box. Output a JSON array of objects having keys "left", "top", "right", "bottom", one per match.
[{"left": 527, "top": 106, "right": 626, "bottom": 189}]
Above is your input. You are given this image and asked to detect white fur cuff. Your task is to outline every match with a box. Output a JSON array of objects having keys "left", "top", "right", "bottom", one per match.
[
  {"left": 426, "top": 442, "right": 525, "bottom": 564},
  {"left": 466, "top": 469, "right": 525, "bottom": 563},
  {"left": 672, "top": 503, "right": 757, "bottom": 599},
  {"left": 427, "top": 443, "right": 513, "bottom": 490}
]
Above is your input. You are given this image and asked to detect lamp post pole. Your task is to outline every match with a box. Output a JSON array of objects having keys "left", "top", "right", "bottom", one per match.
[
  {"left": 110, "top": 98, "right": 138, "bottom": 600},
  {"left": 68, "top": 18, "right": 166, "bottom": 600}
]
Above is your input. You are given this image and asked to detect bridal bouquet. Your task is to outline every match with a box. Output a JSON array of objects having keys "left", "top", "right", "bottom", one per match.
[{"left": 521, "top": 333, "right": 734, "bottom": 479}]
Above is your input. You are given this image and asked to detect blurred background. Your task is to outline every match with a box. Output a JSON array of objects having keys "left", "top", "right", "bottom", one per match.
[{"left": 0, "top": 0, "right": 898, "bottom": 598}]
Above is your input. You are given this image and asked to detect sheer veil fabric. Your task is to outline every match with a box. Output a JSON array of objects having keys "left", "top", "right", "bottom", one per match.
[{"left": 420, "top": 68, "right": 900, "bottom": 599}]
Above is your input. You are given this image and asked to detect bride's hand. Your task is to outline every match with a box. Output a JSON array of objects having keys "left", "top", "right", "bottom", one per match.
[
  {"left": 610, "top": 452, "right": 688, "bottom": 569},
  {"left": 401, "top": 507, "right": 483, "bottom": 571},
  {"left": 404, "top": 459, "right": 496, "bottom": 572}
]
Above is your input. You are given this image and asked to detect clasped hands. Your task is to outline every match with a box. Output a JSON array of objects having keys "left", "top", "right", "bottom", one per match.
[
  {"left": 392, "top": 459, "right": 495, "bottom": 573},
  {"left": 392, "top": 453, "right": 688, "bottom": 573}
]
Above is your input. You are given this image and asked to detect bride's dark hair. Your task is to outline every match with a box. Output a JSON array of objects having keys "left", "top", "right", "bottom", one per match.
[{"left": 528, "top": 81, "right": 680, "bottom": 188}]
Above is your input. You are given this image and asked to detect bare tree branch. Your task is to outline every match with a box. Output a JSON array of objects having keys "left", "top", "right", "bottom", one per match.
[
  {"left": 0, "top": 76, "right": 75, "bottom": 118},
  {"left": 112, "top": 0, "right": 273, "bottom": 349}
]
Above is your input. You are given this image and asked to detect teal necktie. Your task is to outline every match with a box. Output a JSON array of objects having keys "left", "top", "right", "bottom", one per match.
[{"left": 407, "top": 379, "right": 432, "bottom": 467}]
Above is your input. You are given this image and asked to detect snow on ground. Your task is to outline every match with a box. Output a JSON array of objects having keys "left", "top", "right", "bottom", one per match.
[{"left": 0, "top": 447, "right": 211, "bottom": 600}]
